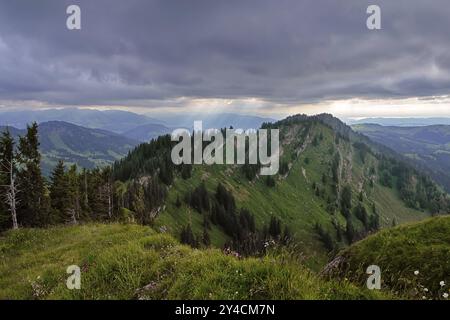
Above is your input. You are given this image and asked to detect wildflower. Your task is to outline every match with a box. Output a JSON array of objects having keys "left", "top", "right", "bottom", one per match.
[
  {"left": 440, "top": 281, "right": 445, "bottom": 287},
  {"left": 443, "top": 293, "right": 449, "bottom": 299},
  {"left": 414, "top": 270, "right": 419, "bottom": 276},
  {"left": 424, "top": 288, "right": 429, "bottom": 292},
  {"left": 422, "top": 296, "right": 426, "bottom": 300}
]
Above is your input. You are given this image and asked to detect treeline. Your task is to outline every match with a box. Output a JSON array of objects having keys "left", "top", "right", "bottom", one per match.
[
  {"left": 0, "top": 123, "right": 50, "bottom": 230},
  {"left": 315, "top": 183, "right": 380, "bottom": 252},
  {"left": 378, "top": 156, "right": 450, "bottom": 214},
  {"left": 181, "top": 182, "right": 291, "bottom": 255},
  {"left": 0, "top": 124, "right": 172, "bottom": 231}
]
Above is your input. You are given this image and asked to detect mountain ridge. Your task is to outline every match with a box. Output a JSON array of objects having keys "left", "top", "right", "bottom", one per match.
[
  {"left": 0, "top": 121, "right": 139, "bottom": 174},
  {"left": 112, "top": 113, "right": 449, "bottom": 267}
]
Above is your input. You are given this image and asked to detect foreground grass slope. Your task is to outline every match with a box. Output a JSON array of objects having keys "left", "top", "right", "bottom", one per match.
[
  {"left": 0, "top": 223, "right": 383, "bottom": 300},
  {"left": 325, "top": 216, "right": 450, "bottom": 299}
]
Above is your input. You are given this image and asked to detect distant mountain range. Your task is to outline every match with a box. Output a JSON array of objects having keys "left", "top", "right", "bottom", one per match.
[
  {"left": 0, "top": 108, "right": 164, "bottom": 133},
  {"left": 147, "top": 112, "right": 276, "bottom": 129},
  {"left": 0, "top": 108, "right": 275, "bottom": 142},
  {"left": 353, "top": 123, "right": 450, "bottom": 192},
  {"left": 122, "top": 123, "right": 173, "bottom": 142},
  {"left": 349, "top": 117, "right": 450, "bottom": 126},
  {"left": 0, "top": 109, "right": 278, "bottom": 172},
  {"left": 0, "top": 121, "right": 139, "bottom": 175}
]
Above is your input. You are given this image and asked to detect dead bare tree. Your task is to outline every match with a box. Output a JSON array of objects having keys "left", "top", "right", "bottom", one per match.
[
  {"left": 67, "top": 207, "right": 77, "bottom": 225},
  {"left": 102, "top": 181, "right": 113, "bottom": 219},
  {"left": 1, "top": 158, "right": 20, "bottom": 229}
]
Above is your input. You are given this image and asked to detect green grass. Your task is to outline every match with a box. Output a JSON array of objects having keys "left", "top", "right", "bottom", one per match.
[
  {"left": 0, "top": 223, "right": 386, "bottom": 300},
  {"left": 328, "top": 216, "right": 450, "bottom": 300}
]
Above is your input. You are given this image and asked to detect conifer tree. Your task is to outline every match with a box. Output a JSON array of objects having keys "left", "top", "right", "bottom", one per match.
[
  {"left": 67, "top": 164, "right": 80, "bottom": 223},
  {"left": 202, "top": 226, "right": 211, "bottom": 246},
  {"left": 50, "top": 160, "right": 71, "bottom": 224},
  {"left": 17, "top": 123, "right": 48, "bottom": 226}
]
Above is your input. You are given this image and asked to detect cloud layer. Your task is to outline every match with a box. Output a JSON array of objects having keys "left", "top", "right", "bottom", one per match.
[{"left": 1, "top": 0, "right": 450, "bottom": 114}]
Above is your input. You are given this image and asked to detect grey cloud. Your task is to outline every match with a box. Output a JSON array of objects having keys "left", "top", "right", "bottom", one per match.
[{"left": 0, "top": 0, "right": 449, "bottom": 107}]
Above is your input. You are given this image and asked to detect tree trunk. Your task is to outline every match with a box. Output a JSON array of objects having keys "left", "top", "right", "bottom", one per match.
[
  {"left": 107, "top": 182, "right": 112, "bottom": 219},
  {"left": 84, "top": 171, "right": 89, "bottom": 207},
  {"left": 8, "top": 159, "right": 18, "bottom": 230}
]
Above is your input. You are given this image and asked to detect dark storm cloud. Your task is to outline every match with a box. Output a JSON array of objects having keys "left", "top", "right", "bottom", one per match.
[{"left": 0, "top": 0, "right": 450, "bottom": 107}]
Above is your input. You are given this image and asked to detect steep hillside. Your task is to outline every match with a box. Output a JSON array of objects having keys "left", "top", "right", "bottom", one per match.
[
  {"left": 353, "top": 124, "right": 450, "bottom": 192},
  {"left": 0, "top": 224, "right": 383, "bottom": 300},
  {"left": 113, "top": 114, "right": 449, "bottom": 268},
  {"left": 324, "top": 216, "right": 450, "bottom": 300},
  {"left": 1, "top": 121, "right": 139, "bottom": 175}
]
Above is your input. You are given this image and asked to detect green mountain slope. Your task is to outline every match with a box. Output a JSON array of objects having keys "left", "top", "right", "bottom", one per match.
[
  {"left": 113, "top": 114, "right": 448, "bottom": 268},
  {"left": 353, "top": 124, "right": 450, "bottom": 192},
  {"left": 1, "top": 121, "right": 139, "bottom": 175},
  {"left": 324, "top": 216, "right": 450, "bottom": 300},
  {"left": 0, "top": 223, "right": 384, "bottom": 300}
]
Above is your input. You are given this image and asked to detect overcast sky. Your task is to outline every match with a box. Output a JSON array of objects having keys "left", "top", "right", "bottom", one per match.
[{"left": 0, "top": 0, "right": 450, "bottom": 118}]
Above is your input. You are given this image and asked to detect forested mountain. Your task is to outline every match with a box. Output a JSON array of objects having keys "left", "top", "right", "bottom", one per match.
[
  {"left": 0, "top": 121, "right": 139, "bottom": 175},
  {"left": 1, "top": 114, "right": 449, "bottom": 268},
  {"left": 353, "top": 124, "right": 450, "bottom": 192},
  {"left": 111, "top": 114, "right": 449, "bottom": 264}
]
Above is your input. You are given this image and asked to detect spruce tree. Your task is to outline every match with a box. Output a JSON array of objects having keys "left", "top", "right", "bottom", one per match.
[
  {"left": 202, "top": 226, "right": 211, "bottom": 246},
  {"left": 49, "top": 160, "right": 70, "bottom": 224},
  {"left": 67, "top": 164, "right": 80, "bottom": 223},
  {"left": 17, "top": 123, "right": 48, "bottom": 227}
]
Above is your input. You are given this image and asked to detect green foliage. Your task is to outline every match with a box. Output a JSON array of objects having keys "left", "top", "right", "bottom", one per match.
[
  {"left": 0, "top": 224, "right": 386, "bottom": 300},
  {"left": 378, "top": 156, "right": 450, "bottom": 214},
  {"left": 17, "top": 123, "right": 49, "bottom": 227},
  {"left": 315, "top": 223, "right": 335, "bottom": 252},
  {"left": 180, "top": 224, "right": 197, "bottom": 247},
  {"left": 279, "top": 161, "right": 289, "bottom": 175},
  {"left": 330, "top": 216, "right": 450, "bottom": 300},
  {"left": 49, "top": 161, "right": 71, "bottom": 224},
  {"left": 353, "top": 124, "right": 450, "bottom": 193},
  {"left": 265, "top": 175, "right": 276, "bottom": 187},
  {"left": 340, "top": 185, "right": 352, "bottom": 217}
]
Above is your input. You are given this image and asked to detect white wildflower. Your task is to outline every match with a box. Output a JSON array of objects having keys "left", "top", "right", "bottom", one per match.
[
  {"left": 443, "top": 293, "right": 449, "bottom": 299},
  {"left": 414, "top": 270, "right": 419, "bottom": 276},
  {"left": 439, "top": 281, "right": 445, "bottom": 287},
  {"left": 424, "top": 288, "right": 429, "bottom": 292}
]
